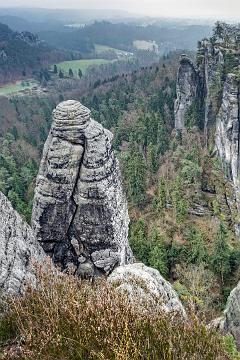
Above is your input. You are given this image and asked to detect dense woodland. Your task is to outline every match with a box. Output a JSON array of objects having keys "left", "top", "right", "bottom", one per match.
[
  {"left": 39, "top": 20, "right": 211, "bottom": 55},
  {"left": 0, "top": 46, "right": 239, "bottom": 322},
  {"left": 0, "top": 23, "right": 82, "bottom": 84}
]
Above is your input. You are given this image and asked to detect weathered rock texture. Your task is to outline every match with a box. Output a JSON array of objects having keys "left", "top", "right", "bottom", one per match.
[
  {"left": 174, "top": 54, "right": 199, "bottom": 130},
  {"left": 175, "top": 25, "right": 240, "bottom": 221},
  {"left": 215, "top": 74, "right": 240, "bottom": 219},
  {"left": 0, "top": 191, "right": 45, "bottom": 294},
  {"left": 32, "top": 100, "right": 133, "bottom": 277},
  {"left": 216, "top": 281, "right": 240, "bottom": 348},
  {"left": 109, "top": 263, "right": 186, "bottom": 316}
]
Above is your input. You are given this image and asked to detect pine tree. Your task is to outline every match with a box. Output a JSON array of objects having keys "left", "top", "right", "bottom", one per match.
[
  {"left": 69, "top": 68, "right": 74, "bottom": 77},
  {"left": 59, "top": 70, "right": 64, "bottom": 79},
  {"left": 53, "top": 64, "right": 58, "bottom": 74},
  {"left": 211, "top": 222, "right": 231, "bottom": 285},
  {"left": 149, "top": 228, "right": 168, "bottom": 276},
  {"left": 172, "top": 175, "right": 188, "bottom": 224},
  {"left": 156, "top": 177, "right": 167, "bottom": 215},
  {"left": 123, "top": 145, "right": 147, "bottom": 208},
  {"left": 129, "top": 219, "right": 150, "bottom": 264},
  {"left": 186, "top": 227, "right": 208, "bottom": 265},
  {"left": 78, "top": 69, "right": 83, "bottom": 78}
]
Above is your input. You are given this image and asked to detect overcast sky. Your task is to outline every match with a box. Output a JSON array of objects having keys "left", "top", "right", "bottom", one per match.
[{"left": 1, "top": 0, "right": 240, "bottom": 19}]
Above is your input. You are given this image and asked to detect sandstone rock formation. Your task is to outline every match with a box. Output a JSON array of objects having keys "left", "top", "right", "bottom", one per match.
[
  {"left": 175, "top": 25, "right": 240, "bottom": 229},
  {"left": 215, "top": 74, "right": 240, "bottom": 229},
  {"left": 216, "top": 281, "right": 240, "bottom": 348},
  {"left": 32, "top": 100, "right": 133, "bottom": 277},
  {"left": 174, "top": 54, "right": 199, "bottom": 130},
  {"left": 0, "top": 191, "right": 45, "bottom": 294},
  {"left": 109, "top": 263, "right": 186, "bottom": 316}
]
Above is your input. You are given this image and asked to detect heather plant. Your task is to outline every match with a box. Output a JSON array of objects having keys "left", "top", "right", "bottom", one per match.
[{"left": 0, "top": 270, "right": 233, "bottom": 360}]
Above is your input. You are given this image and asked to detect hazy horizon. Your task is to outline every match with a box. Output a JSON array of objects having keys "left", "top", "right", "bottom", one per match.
[{"left": 0, "top": 0, "right": 240, "bottom": 20}]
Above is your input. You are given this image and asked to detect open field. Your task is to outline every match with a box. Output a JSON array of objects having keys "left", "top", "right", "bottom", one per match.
[
  {"left": 133, "top": 40, "right": 159, "bottom": 52},
  {"left": 0, "top": 80, "right": 38, "bottom": 96},
  {"left": 53, "top": 59, "right": 112, "bottom": 76},
  {"left": 95, "top": 44, "right": 133, "bottom": 58}
]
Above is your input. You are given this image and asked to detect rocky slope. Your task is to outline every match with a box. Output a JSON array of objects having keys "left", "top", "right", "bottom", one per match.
[
  {"left": 32, "top": 100, "right": 133, "bottom": 277},
  {"left": 109, "top": 263, "right": 186, "bottom": 316},
  {"left": 175, "top": 22, "right": 240, "bottom": 346},
  {"left": 0, "top": 191, "right": 45, "bottom": 294},
  {"left": 175, "top": 23, "right": 240, "bottom": 217}
]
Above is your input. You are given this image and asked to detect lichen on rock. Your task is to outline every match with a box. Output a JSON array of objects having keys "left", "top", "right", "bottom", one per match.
[
  {"left": 108, "top": 262, "right": 186, "bottom": 316},
  {"left": 0, "top": 191, "right": 45, "bottom": 294},
  {"left": 32, "top": 100, "right": 133, "bottom": 277}
]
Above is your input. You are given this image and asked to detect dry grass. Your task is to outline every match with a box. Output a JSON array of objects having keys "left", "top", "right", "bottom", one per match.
[{"left": 0, "top": 269, "right": 232, "bottom": 360}]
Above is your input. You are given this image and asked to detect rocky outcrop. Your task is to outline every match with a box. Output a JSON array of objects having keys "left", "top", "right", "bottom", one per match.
[
  {"left": 32, "top": 100, "right": 133, "bottom": 277},
  {"left": 215, "top": 74, "right": 240, "bottom": 229},
  {"left": 175, "top": 24, "right": 240, "bottom": 228},
  {"left": 216, "top": 281, "right": 240, "bottom": 348},
  {"left": 174, "top": 54, "right": 199, "bottom": 130},
  {"left": 109, "top": 263, "right": 186, "bottom": 316},
  {"left": 197, "top": 40, "right": 224, "bottom": 131},
  {"left": 0, "top": 191, "right": 45, "bottom": 294}
]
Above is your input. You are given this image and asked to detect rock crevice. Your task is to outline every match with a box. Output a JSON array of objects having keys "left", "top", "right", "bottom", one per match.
[{"left": 32, "top": 100, "right": 133, "bottom": 277}]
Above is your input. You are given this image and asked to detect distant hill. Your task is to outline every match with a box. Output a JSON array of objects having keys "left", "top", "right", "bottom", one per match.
[
  {"left": 39, "top": 21, "right": 212, "bottom": 55},
  {"left": 0, "top": 23, "right": 80, "bottom": 84}
]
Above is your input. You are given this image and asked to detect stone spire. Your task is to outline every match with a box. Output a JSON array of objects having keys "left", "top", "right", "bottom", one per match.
[{"left": 32, "top": 100, "right": 133, "bottom": 277}]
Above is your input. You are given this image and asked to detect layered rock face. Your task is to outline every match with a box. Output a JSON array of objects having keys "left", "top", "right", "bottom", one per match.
[
  {"left": 32, "top": 100, "right": 133, "bottom": 277},
  {"left": 216, "top": 281, "right": 240, "bottom": 348},
  {"left": 0, "top": 191, "right": 45, "bottom": 294},
  {"left": 174, "top": 55, "right": 199, "bottom": 130},
  {"left": 109, "top": 263, "right": 186, "bottom": 316},
  {"left": 215, "top": 74, "right": 240, "bottom": 211}
]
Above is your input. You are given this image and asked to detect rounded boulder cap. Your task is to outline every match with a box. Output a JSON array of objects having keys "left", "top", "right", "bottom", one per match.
[{"left": 53, "top": 100, "right": 91, "bottom": 126}]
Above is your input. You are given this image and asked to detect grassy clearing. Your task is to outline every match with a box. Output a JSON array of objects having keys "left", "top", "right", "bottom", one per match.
[
  {"left": 94, "top": 44, "right": 126, "bottom": 54},
  {"left": 0, "top": 269, "right": 233, "bottom": 360},
  {"left": 53, "top": 59, "right": 111, "bottom": 76},
  {"left": 0, "top": 80, "right": 38, "bottom": 96}
]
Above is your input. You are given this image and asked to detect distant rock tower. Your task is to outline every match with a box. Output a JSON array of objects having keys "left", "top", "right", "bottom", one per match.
[{"left": 32, "top": 100, "right": 133, "bottom": 277}]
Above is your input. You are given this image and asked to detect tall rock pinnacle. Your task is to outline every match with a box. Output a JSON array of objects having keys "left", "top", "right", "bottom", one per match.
[
  {"left": 174, "top": 54, "right": 199, "bottom": 130},
  {"left": 32, "top": 100, "right": 133, "bottom": 277}
]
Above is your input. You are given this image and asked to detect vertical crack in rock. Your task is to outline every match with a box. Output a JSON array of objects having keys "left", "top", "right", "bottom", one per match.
[
  {"left": 32, "top": 100, "right": 133, "bottom": 277},
  {"left": 0, "top": 191, "right": 45, "bottom": 294},
  {"left": 174, "top": 54, "right": 199, "bottom": 130}
]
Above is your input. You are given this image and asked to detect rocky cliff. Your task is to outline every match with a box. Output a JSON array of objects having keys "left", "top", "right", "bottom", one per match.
[
  {"left": 32, "top": 100, "right": 133, "bottom": 277},
  {"left": 218, "top": 281, "right": 240, "bottom": 348},
  {"left": 174, "top": 54, "right": 200, "bottom": 130},
  {"left": 0, "top": 191, "right": 45, "bottom": 294},
  {"left": 175, "top": 22, "right": 240, "bottom": 345},
  {"left": 175, "top": 23, "right": 240, "bottom": 212}
]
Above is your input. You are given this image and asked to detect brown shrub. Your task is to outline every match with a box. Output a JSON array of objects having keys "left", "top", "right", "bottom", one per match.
[{"left": 0, "top": 269, "right": 231, "bottom": 360}]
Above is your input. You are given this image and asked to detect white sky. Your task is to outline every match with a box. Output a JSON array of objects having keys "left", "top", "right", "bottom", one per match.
[{"left": 0, "top": 0, "right": 240, "bottom": 19}]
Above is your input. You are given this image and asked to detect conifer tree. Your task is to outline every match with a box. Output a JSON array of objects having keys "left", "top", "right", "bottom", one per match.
[
  {"left": 211, "top": 222, "right": 231, "bottom": 285},
  {"left": 123, "top": 145, "right": 147, "bottom": 207},
  {"left": 59, "top": 70, "right": 64, "bottom": 79},
  {"left": 186, "top": 227, "right": 208, "bottom": 265},
  {"left": 129, "top": 219, "right": 150, "bottom": 264},
  {"left": 156, "top": 177, "right": 167, "bottom": 215},
  {"left": 149, "top": 227, "right": 168, "bottom": 276},
  {"left": 69, "top": 68, "right": 74, "bottom": 77},
  {"left": 172, "top": 175, "right": 188, "bottom": 224}
]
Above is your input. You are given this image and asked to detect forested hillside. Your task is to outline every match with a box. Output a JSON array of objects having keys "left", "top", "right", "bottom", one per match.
[
  {"left": 0, "top": 41, "right": 239, "bottom": 321},
  {"left": 39, "top": 20, "right": 211, "bottom": 54},
  {"left": 0, "top": 23, "right": 80, "bottom": 84}
]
